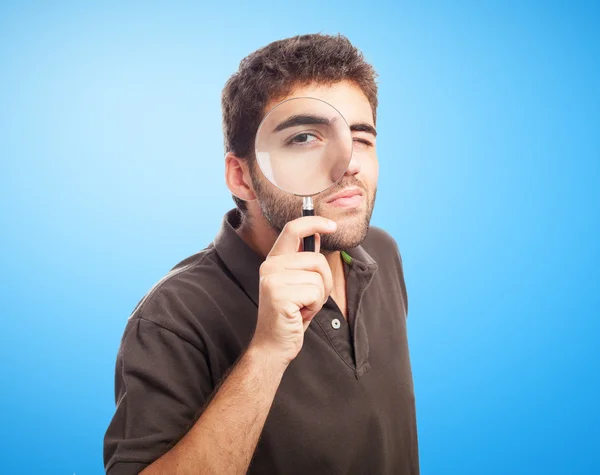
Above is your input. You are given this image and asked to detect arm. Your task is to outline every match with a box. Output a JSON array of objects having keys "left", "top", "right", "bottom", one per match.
[
  {"left": 104, "top": 216, "right": 336, "bottom": 475},
  {"left": 140, "top": 342, "right": 287, "bottom": 475},
  {"left": 141, "top": 217, "right": 335, "bottom": 474}
]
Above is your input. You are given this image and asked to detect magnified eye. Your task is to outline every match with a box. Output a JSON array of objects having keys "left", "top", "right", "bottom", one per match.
[{"left": 288, "top": 133, "right": 319, "bottom": 145}]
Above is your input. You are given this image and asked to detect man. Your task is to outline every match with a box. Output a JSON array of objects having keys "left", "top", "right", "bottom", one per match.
[{"left": 104, "top": 33, "right": 419, "bottom": 475}]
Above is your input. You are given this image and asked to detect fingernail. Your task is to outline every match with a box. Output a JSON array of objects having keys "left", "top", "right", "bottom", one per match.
[{"left": 327, "top": 220, "right": 337, "bottom": 230}]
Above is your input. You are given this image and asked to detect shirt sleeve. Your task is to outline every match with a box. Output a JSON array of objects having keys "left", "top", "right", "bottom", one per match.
[
  {"left": 394, "top": 241, "right": 409, "bottom": 318},
  {"left": 104, "top": 317, "right": 214, "bottom": 475}
]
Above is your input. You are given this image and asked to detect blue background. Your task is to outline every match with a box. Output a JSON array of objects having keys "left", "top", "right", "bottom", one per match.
[{"left": 1, "top": 1, "right": 598, "bottom": 474}]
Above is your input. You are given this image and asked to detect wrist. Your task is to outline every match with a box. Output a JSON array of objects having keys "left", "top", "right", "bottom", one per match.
[{"left": 246, "top": 340, "right": 291, "bottom": 377}]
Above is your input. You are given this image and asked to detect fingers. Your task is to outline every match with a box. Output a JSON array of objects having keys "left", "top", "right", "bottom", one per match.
[
  {"left": 260, "top": 252, "right": 333, "bottom": 301},
  {"left": 281, "top": 270, "right": 326, "bottom": 313},
  {"left": 269, "top": 216, "right": 337, "bottom": 257},
  {"left": 259, "top": 270, "right": 326, "bottom": 321},
  {"left": 281, "top": 270, "right": 326, "bottom": 306}
]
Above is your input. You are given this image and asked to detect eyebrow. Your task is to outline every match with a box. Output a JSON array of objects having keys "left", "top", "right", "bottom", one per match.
[
  {"left": 273, "top": 114, "right": 331, "bottom": 133},
  {"left": 350, "top": 123, "right": 377, "bottom": 137},
  {"left": 272, "top": 115, "right": 378, "bottom": 138}
]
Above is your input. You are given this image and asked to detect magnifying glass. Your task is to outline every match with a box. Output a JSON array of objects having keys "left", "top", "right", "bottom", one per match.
[{"left": 254, "top": 97, "right": 353, "bottom": 252}]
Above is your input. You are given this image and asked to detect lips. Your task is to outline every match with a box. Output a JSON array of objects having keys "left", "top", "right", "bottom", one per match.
[
  {"left": 324, "top": 187, "right": 365, "bottom": 209},
  {"left": 325, "top": 187, "right": 364, "bottom": 204}
]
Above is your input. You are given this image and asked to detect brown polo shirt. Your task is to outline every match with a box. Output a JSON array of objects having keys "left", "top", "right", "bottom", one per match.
[{"left": 104, "top": 208, "right": 419, "bottom": 474}]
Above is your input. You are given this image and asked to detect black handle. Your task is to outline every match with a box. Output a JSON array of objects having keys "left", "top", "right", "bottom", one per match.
[{"left": 302, "top": 208, "right": 315, "bottom": 252}]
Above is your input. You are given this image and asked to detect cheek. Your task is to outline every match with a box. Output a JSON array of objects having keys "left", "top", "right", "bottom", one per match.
[
  {"left": 271, "top": 186, "right": 302, "bottom": 207},
  {"left": 362, "top": 152, "right": 379, "bottom": 189},
  {"left": 373, "top": 157, "right": 379, "bottom": 182}
]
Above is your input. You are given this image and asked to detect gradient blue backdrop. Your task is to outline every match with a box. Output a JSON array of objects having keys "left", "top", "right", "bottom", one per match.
[{"left": 1, "top": 1, "right": 598, "bottom": 474}]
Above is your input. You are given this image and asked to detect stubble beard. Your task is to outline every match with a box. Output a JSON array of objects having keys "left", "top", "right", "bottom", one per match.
[{"left": 250, "top": 163, "right": 377, "bottom": 252}]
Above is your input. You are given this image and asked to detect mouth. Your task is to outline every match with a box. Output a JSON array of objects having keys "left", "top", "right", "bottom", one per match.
[{"left": 324, "top": 186, "right": 365, "bottom": 209}]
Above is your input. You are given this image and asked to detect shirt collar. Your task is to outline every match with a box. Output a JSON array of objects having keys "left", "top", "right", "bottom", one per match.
[{"left": 213, "top": 208, "right": 379, "bottom": 307}]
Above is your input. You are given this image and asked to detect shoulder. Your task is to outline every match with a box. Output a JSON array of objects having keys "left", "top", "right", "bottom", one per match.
[
  {"left": 124, "top": 246, "right": 229, "bottom": 344},
  {"left": 361, "top": 225, "right": 403, "bottom": 267}
]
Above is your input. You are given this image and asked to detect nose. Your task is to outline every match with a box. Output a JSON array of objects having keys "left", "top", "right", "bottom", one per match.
[{"left": 344, "top": 152, "right": 361, "bottom": 176}]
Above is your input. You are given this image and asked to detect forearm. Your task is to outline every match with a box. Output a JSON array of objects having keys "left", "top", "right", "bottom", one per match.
[{"left": 140, "top": 342, "right": 287, "bottom": 475}]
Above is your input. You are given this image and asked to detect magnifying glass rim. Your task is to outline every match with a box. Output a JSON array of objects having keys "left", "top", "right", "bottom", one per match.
[{"left": 254, "top": 96, "right": 354, "bottom": 197}]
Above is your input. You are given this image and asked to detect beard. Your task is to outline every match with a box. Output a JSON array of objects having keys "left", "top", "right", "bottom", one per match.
[{"left": 250, "top": 163, "right": 377, "bottom": 251}]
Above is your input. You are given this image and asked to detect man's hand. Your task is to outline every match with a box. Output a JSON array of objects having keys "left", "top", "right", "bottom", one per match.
[{"left": 250, "top": 216, "right": 337, "bottom": 366}]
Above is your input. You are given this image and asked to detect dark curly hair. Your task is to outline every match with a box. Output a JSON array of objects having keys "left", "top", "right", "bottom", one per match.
[{"left": 221, "top": 33, "right": 379, "bottom": 213}]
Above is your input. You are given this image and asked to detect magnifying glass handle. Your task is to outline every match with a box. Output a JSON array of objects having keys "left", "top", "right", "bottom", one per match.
[{"left": 302, "top": 208, "right": 315, "bottom": 252}]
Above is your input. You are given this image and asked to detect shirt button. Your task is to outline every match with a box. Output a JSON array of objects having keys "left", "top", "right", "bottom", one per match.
[{"left": 331, "top": 318, "right": 341, "bottom": 329}]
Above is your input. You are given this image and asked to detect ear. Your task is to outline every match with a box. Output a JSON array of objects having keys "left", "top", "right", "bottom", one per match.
[{"left": 225, "top": 152, "right": 257, "bottom": 202}]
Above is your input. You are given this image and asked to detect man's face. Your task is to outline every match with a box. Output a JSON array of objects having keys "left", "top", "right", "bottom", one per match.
[{"left": 251, "top": 80, "right": 379, "bottom": 251}]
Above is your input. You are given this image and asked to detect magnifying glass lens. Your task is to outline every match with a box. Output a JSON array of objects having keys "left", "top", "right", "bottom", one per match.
[{"left": 255, "top": 97, "right": 352, "bottom": 196}]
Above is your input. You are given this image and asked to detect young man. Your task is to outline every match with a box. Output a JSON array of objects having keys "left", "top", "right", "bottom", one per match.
[{"left": 104, "top": 33, "right": 419, "bottom": 475}]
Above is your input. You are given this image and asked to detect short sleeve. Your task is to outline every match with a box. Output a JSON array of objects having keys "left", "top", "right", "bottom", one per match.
[
  {"left": 104, "top": 317, "right": 214, "bottom": 474},
  {"left": 393, "top": 240, "right": 409, "bottom": 318}
]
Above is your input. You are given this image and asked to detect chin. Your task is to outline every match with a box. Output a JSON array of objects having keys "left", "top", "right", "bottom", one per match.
[
  {"left": 320, "top": 231, "right": 368, "bottom": 252},
  {"left": 320, "top": 218, "right": 370, "bottom": 251},
  {"left": 317, "top": 198, "right": 375, "bottom": 250}
]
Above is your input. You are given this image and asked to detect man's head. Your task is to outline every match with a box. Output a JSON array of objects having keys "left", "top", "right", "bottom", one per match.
[{"left": 223, "top": 34, "right": 379, "bottom": 251}]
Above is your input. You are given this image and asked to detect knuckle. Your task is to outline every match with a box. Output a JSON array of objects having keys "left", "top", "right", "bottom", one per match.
[
  {"left": 313, "top": 284, "right": 324, "bottom": 302},
  {"left": 259, "top": 264, "right": 267, "bottom": 278},
  {"left": 306, "top": 251, "right": 321, "bottom": 265},
  {"left": 281, "top": 301, "right": 298, "bottom": 318},
  {"left": 260, "top": 258, "right": 277, "bottom": 276},
  {"left": 282, "top": 221, "right": 296, "bottom": 234},
  {"left": 316, "top": 252, "right": 328, "bottom": 267},
  {"left": 259, "top": 273, "right": 275, "bottom": 289}
]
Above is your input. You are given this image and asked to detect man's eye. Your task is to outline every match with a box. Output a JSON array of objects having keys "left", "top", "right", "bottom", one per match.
[
  {"left": 291, "top": 133, "right": 318, "bottom": 144},
  {"left": 353, "top": 137, "right": 373, "bottom": 147}
]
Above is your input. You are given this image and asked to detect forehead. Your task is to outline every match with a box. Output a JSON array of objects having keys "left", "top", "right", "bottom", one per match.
[{"left": 264, "top": 81, "right": 374, "bottom": 127}]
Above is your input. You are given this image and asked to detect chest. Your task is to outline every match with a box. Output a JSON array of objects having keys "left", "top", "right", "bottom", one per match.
[{"left": 247, "top": 275, "right": 416, "bottom": 474}]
